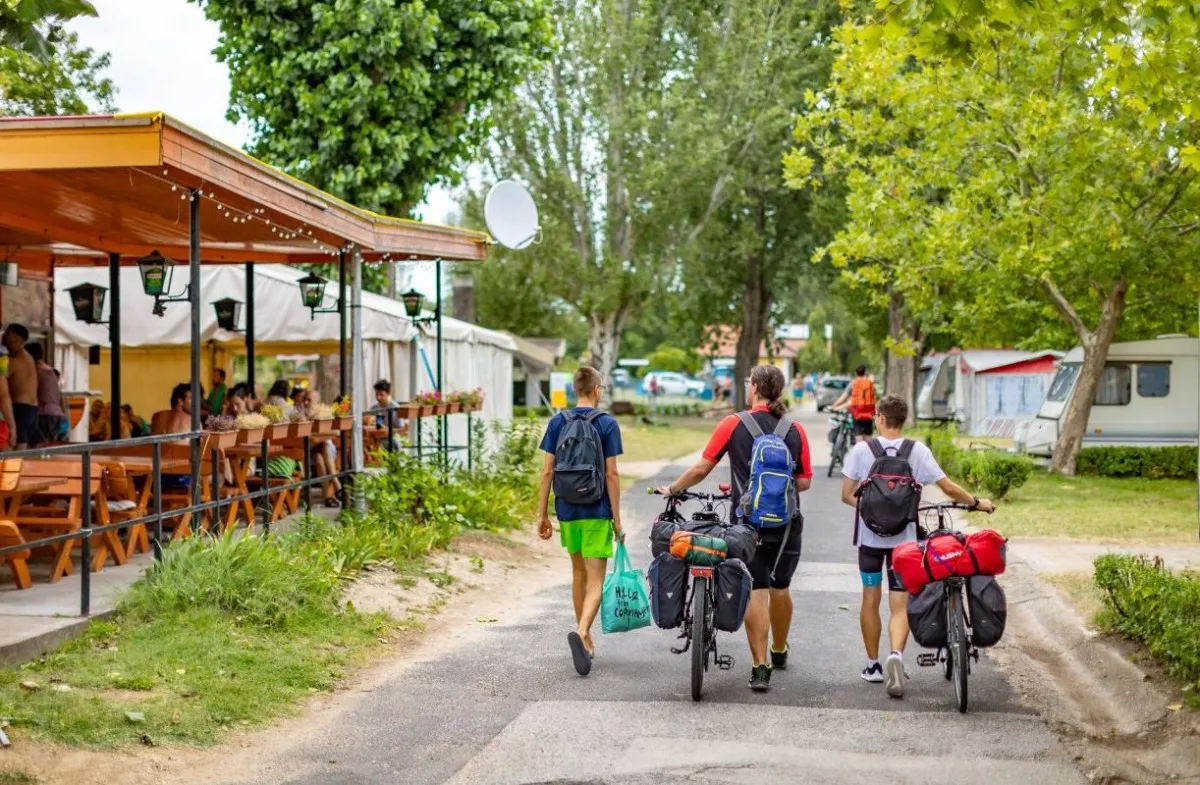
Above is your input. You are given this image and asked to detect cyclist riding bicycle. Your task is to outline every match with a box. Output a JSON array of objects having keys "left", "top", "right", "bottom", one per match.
[
  {"left": 831, "top": 364, "right": 877, "bottom": 443},
  {"left": 658, "top": 365, "right": 812, "bottom": 692},
  {"left": 840, "top": 394, "right": 993, "bottom": 698}
]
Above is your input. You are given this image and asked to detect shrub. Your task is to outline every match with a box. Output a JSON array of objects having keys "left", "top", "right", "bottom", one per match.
[
  {"left": 1094, "top": 554, "right": 1200, "bottom": 699},
  {"left": 924, "top": 428, "right": 961, "bottom": 478},
  {"left": 1076, "top": 446, "right": 1197, "bottom": 480},
  {"left": 958, "top": 450, "right": 1036, "bottom": 500}
]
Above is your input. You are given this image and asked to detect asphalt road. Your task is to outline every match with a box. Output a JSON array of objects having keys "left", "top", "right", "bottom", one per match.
[{"left": 231, "top": 408, "right": 1086, "bottom": 785}]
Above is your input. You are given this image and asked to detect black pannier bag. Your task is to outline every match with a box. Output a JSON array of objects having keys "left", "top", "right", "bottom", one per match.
[
  {"left": 907, "top": 582, "right": 948, "bottom": 648},
  {"left": 713, "top": 559, "right": 753, "bottom": 633},
  {"left": 648, "top": 553, "right": 688, "bottom": 629},
  {"left": 967, "top": 576, "right": 1007, "bottom": 648}
]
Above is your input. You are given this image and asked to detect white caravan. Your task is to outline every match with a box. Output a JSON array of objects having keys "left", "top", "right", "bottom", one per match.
[{"left": 1014, "top": 335, "right": 1199, "bottom": 456}]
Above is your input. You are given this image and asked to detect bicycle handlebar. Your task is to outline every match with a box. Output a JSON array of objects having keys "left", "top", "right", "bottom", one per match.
[
  {"left": 648, "top": 488, "right": 732, "bottom": 502},
  {"left": 918, "top": 501, "right": 983, "bottom": 512}
]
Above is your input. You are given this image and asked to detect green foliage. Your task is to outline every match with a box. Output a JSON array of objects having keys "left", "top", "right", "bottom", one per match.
[
  {"left": 957, "top": 451, "right": 1036, "bottom": 501},
  {"left": 0, "top": 24, "right": 115, "bottom": 116},
  {"left": 1095, "top": 554, "right": 1200, "bottom": 702},
  {"left": 646, "top": 345, "right": 700, "bottom": 375},
  {"left": 0, "top": 0, "right": 95, "bottom": 59},
  {"left": 1076, "top": 446, "right": 1198, "bottom": 480},
  {"left": 193, "top": 0, "right": 554, "bottom": 215}
]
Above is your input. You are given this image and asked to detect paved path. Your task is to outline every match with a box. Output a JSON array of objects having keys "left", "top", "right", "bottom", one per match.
[{"left": 225, "top": 409, "right": 1085, "bottom": 785}]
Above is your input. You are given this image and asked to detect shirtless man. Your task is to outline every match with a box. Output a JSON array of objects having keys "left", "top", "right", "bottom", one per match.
[
  {"left": 3, "top": 324, "right": 39, "bottom": 449},
  {"left": 152, "top": 383, "right": 194, "bottom": 435}
]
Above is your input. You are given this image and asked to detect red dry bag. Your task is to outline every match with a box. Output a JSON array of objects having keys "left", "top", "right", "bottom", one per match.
[{"left": 893, "top": 529, "right": 1007, "bottom": 594}]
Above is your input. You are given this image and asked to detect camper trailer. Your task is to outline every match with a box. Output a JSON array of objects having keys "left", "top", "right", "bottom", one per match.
[
  {"left": 917, "top": 349, "right": 1063, "bottom": 437},
  {"left": 1014, "top": 336, "right": 1199, "bottom": 457}
]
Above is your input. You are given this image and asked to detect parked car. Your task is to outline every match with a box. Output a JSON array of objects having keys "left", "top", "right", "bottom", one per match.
[
  {"left": 641, "top": 371, "right": 706, "bottom": 398},
  {"left": 611, "top": 368, "right": 633, "bottom": 389},
  {"left": 816, "top": 375, "right": 851, "bottom": 411}
]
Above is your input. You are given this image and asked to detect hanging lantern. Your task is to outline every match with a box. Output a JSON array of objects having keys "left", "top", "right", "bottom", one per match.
[
  {"left": 213, "top": 298, "right": 244, "bottom": 332},
  {"left": 136, "top": 250, "right": 173, "bottom": 296},
  {"left": 297, "top": 273, "right": 328, "bottom": 309},
  {"left": 67, "top": 282, "right": 108, "bottom": 325},
  {"left": 401, "top": 288, "right": 425, "bottom": 319}
]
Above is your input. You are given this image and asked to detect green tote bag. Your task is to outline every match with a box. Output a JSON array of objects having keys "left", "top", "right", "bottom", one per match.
[{"left": 601, "top": 541, "right": 652, "bottom": 634}]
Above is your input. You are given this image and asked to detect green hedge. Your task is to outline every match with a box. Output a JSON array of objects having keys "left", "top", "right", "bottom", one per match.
[
  {"left": 1076, "top": 446, "right": 1197, "bottom": 480},
  {"left": 1094, "top": 554, "right": 1200, "bottom": 699}
]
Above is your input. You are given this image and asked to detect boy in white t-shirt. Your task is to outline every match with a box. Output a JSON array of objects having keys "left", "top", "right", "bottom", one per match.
[{"left": 840, "top": 394, "right": 994, "bottom": 698}]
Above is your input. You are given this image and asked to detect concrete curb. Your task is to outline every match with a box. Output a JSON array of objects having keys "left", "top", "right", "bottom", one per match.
[{"left": 0, "top": 610, "right": 113, "bottom": 667}]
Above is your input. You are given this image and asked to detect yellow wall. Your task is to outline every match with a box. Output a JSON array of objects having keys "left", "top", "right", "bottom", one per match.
[{"left": 90, "top": 345, "right": 225, "bottom": 418}]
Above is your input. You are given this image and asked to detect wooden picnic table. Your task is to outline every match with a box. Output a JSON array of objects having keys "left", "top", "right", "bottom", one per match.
[
  {"left": 90, "top": 454, "right": 194, "bottom": 557},
  {"left": 225, "top": 443, "right": 289, "bottom": 526}
]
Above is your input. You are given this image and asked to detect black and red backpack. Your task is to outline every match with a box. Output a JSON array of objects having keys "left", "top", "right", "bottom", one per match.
[{"left": 854, "top": 439, "right": 922, "bottom": 539}]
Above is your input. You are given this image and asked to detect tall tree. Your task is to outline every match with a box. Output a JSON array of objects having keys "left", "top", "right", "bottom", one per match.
[
  {"left": 481, "top": 0, "right": 842, "bottom": 384},
  {"left": 193, "top": 0, "right": 554, "bottom": 217},
  {"left": 789, "top": 3, "right": 1200, "bottom": 471}
]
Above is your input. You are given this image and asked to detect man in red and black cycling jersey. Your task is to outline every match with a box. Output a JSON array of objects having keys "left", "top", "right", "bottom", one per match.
[{"left": 658, "top": 364, "right": 812, "bottom": 692}]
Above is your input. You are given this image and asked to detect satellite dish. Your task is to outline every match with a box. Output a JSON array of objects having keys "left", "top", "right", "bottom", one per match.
[{"left": 484, "top": 180, "right": 539, "bottom": 250}]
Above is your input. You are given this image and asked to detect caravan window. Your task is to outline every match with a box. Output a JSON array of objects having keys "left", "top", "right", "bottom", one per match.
[
  {"left": 1046, "top": 364, "right": 1080, "bottom": 402},
  {"left": 1137, "top": 364, "right": 1170, "bottom": 397},
  {"left": 1093, "top": 363, "right": 1131, "bottom": 406}
]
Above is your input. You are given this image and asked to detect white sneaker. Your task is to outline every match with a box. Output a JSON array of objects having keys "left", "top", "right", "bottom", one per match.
[
  {"left": 860, "top": 662, "right": 884, "bottom": 683},
  {"left": 885, "top": 653, "right": 906, "bottom": 698}
]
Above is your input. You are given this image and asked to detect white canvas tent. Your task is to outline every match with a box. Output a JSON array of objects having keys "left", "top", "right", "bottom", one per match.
[{"left": 53, "top": 264, "right": 514, "bottom": 445}]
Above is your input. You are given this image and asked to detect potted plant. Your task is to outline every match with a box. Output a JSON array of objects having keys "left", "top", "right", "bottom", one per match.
[
  {"left": 460, "top": 387, "right": 485, "bottom": 412},
  {"left": 312, "top": 403, "right": 335, "bottom": 434},
  {"left": 235, "top": 412, "right": 270, "bottom": 445},
  {"left": 287, "top": 406, "right": 313, "bottom": 439},
  {"left": 333, "top": 396, "right": 354, "bottom": 431},
  {"left": 417, "top": 391, "right": 444, "bottom": 416},
  {"left": 260, "top": 403, "right": 291, "bottom": 441},
  {"left": 445, "top": 391, "right": 463, "bottom": 414},
  {"left": 396, "top": 400, "right": 422, "bottom": 420},
  {"left": 205, "top": 414, "right": 240, "bottom": 450}
]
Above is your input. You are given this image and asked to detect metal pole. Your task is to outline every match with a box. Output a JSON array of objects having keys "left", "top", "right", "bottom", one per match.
[
  {"left": 108, "top": 252, "right": 121, "bottom": 441},
  {"left": 80, "top": 454, "right": 92, "bottom": 616},
  {"left": 350, "top": 247, "right": 365, "bottom": 514},
  {"left": 189, "top": 190, "right": 202, "bottom": 528},
  {"left": 302, "top": 434, "right": 312, "bottom": 512},
  {"left": 245, "top": 261, "right": 256, "bottom": 394},
  {"left": 339, "top": 249, "right": 348, "bottom": 399},
  {"left": 152, "top": 442, "right": 163, "bottom": 559},
  {"left": 435, "top": 258, "right": 445, "bottom": 468}
]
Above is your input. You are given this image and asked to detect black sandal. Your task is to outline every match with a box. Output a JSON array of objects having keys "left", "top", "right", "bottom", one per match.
[
  {"left": 323, "top": 497, "right": 341, "bottom": 508},
  {"left": 567, "top": 632, "right": 592, "bottom": 676}
]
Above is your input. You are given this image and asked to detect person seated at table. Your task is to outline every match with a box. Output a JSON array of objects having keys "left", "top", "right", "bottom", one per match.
[
  {"left": 90, "top": 401, "right": 133, "bottom": 441},
  {"left": 122, "top": 404, "right": 148, "bottom": 438},
  {"left": 88, "top": 398, "right": 107, "bottom": 441},
  {"left": 265, "top": 379, "right": 293, "bottom": 416},
  {"left": 152, "top": 383, "right": 194, "bottom": 435},
  {"left": 222, "top": 384, "right": 251, "bottom": 418},
  {"left": 290, "top": 384, "right": 308, "bottom": 413},
  {"left": 203, "top": 367, "right": 228, "bottom": 417},
  {"left": 372, "top": 380, "right": 405, "bottom": 452}
]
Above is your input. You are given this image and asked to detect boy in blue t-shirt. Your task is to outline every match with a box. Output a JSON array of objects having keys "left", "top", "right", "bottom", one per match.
[{"left": 538, "top": 366, "right": 623, "bottom": 676}]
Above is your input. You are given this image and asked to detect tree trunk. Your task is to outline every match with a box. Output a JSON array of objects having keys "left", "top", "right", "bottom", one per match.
[
  {"left": 588, "top": 310, "right": 625, "bottom": 386},
  {"left": 885, "top": 286, "right": 921, "bottom": 425},
  {"left": 1049, "top": 281, "right": 1128, "bottom": 475},
  {"left": 734, "top": 200, "right": 772, "bottom": 411}
]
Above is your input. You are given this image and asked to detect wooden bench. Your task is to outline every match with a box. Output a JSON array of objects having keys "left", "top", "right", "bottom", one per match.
[
  {"left": 609, "top": 401, "right": 636, "bottom": 417},
  {"left": 15, "top": 458, "right": 117, "bottom": 581},
  {"left": 0, "top": 520, "right": 31, "bottom": 589}
]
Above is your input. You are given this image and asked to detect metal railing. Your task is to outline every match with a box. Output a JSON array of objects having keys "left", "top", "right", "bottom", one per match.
[{"left": 0, "top": 405, "right": 481, "bottom": 618}]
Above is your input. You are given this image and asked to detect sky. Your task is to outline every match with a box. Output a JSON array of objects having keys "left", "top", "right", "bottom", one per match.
[{"left": 69, "top": 0, "right": 458, "bottom": 300}]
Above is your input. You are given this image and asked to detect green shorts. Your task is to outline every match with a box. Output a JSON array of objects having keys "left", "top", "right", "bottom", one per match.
[{"left": 560, "top": 518, "right": 614, "bottom": 559}]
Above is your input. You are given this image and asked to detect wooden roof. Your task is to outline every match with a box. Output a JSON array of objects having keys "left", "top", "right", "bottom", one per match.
[{"left": 0, "top": 113, "right": 490, "bottom": 275}]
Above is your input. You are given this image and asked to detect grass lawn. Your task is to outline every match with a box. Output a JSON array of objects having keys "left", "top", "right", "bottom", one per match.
[
  {"left": 617, "top": 417, "right": 715, "bottom": 464},
  {"left": 1041, "top": 571, "right": 1105, "bottom": 625},
  {"left": 0, "top": 609, "right": 391, "bottom": 748},
  {"left": 998, "top": 473, "right": 1198, "bottom": 542}
]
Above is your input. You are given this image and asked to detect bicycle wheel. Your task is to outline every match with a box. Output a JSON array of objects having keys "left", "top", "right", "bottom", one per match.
[
  {"left": 948, "top": 587, "right": 969, "bottom": 713},
  {"left": 691, "top": 575, "right": 709, "bottom": 702},
  {"left": 827, "top": 431, "right": 845, "bottom": 477}
]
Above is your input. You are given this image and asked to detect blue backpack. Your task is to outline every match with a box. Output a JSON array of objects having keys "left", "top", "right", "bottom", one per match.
[{"left": 735, "top": 411, "right": 797, "bottom": 528}]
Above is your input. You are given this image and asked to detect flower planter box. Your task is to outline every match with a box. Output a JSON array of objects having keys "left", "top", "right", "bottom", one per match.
[
  {"left": 446, "top": 402, "right": 462, "bottom": 414},
  {"left": 433, "top": 404, "right": 449, "bottom": 416},
  {"left": 287, "top": 420, "right": 313, "bottom": 439},
  {"left": 313, "top": 418, "right": 335, "bottom": 434},
  {"left": 396, "top": 405, "right": 421, "bottom": 420},
  {"left": 334, "top": 416, "right": 354, "bottom": 431},
  {"left": 236, "top": 427, "right": 265, "bottom": 445},
  {"left": 206, "top": 430, "right": 240, "bottom": 450},
  {"left": 265, "top": 423, "right": 291, "bottom": 442}
]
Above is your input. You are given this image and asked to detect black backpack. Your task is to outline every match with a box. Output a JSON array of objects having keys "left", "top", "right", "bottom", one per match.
[
  {"left": 854, "top": 438, "right": 922, "bottom": 538},
  {"left": 552, "top": 409, "right": 607, "bottom": 505}
]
